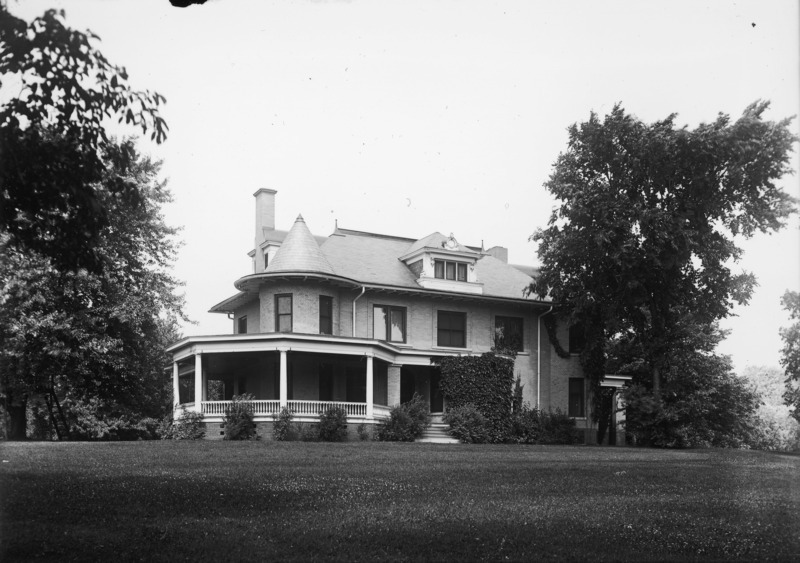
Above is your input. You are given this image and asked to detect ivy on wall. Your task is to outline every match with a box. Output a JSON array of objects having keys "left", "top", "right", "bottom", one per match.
[{"left": 437, "top": 352, "right": 515, "bottom": 443}]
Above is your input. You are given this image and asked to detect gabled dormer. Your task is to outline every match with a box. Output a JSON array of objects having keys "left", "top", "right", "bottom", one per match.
[{"left": 399, "top": 232, "right": 484, "bottom": 294}]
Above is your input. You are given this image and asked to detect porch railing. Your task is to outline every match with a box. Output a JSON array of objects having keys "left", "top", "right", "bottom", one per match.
[
  {"left": 201, "top": 400, "right": 280, "bottom": 415},
  {"left": 288, "top": 400, "right": 367, "bottom": 417},
  {"left": 200, "top": 400, "right": 368, "bottom": 417}
]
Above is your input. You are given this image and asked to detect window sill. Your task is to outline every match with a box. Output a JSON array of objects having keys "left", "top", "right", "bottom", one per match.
[{"left": 432, "top": 346, "right": 472, "bottom": 352}]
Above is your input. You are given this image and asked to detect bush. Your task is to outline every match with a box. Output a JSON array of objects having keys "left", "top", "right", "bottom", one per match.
[
  {"left": 357, "top": 422, "right": 371, "bottom": 441},
  {"left": 223, "top": 393, "right": 258, "bottom": 440},
  {"left": 438, "top": 352, "right": 515, "bottom": 443},
  {"left": 64, "top": 397, "right": 161, "bottom": 440},
  {"left": 509, "top": 404, "right": 576, "bottom": 445},
  {"left": 298, "top": 423, "right": 319, "bottom": 442},
  {"left": 376, "top": 393, "right": 430, "bottom": 441},
  {"left": 318, "top": 405, "right": 348, "bottom": 442},
  {"left": 443, "top": 404, "right": 489, "bottom": 443},
  {"left": 161, "top": 407, "right": 205, "bottom": 440},
  {"left": 272, "top": 406, "right": 294, "bottom": 441}
]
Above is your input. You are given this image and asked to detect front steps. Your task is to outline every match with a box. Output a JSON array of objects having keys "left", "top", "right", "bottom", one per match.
[{"left": 416, "top": 423, "right": 460, "bottom": 444}]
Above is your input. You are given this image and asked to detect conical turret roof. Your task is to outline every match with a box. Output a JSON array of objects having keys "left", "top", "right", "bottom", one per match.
[{"left": 265, "top": 215, "right": 336, "bottom": 275}]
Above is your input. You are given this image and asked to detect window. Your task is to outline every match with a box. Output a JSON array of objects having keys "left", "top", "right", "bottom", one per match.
[
  {"left": 264, "top": 251, "right": 269, "bottom": 268},
  {"left": 434, "top": 259, "right": 468, "bottom": 282},
  {"left": 374, "top": 305, "right": 406, "bottom": 343},
  {"left": 495, "top": 316, "right": 523, "bottom": 352},
  {"left": 437, "top": 310, "right": 466, "bottom": 347},
  {"left": 568, "top": 378, "right": 585, "bottom": 417},
  {"left": 319, "top": 295, "right": 333, "bottom": 335},
  {"left": 569, "top": 324, "right": 586, "bottom": 354},
  {"left": 275, "top": 294, "right": 292, "bottom": 332},
  {"left": 237, "top": 315, "right": 247, "bottom": 334}
]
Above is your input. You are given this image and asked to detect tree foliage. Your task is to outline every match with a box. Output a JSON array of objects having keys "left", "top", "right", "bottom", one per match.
[
  {"left": 0, "top": 140, "right": 185, "bottom": 439},
  {"left": 531, "top": 102, "right": 797, "bottom": 418},
  {"left": 0, "top": 6, "right": 168, "bottom": 271},
  {"left": 742, "top": 365, "right": 800, "bottom": 451},
  {"left": 780, "top": 290, "right": 800, "bottom": 421}
]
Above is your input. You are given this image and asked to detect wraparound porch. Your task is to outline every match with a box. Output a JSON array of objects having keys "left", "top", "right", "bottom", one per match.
[{"left": 168, "top": 333, "right": 445, "bottom": 423}]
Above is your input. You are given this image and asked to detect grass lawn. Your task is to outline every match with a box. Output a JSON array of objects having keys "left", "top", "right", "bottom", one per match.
[{"left": 1, "top": 442, "right": 798, "bottom": 561}]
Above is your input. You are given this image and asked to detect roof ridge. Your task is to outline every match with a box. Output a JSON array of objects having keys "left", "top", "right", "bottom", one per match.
[{"left": 334, "top": 227, "right": 417, "bottom": 243}]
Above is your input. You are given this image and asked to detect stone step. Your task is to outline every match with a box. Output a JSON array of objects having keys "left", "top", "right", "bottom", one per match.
[{"left": 417, "top": 424, "right": 460, "bottom": 444}]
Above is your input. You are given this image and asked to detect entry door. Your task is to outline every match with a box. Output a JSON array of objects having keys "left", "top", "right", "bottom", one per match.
[{"left": 430, "top": 369, "right": 444, "bottom": 413}]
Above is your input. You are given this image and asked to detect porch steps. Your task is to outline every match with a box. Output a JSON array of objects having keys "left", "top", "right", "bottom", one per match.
[{"left": 416, "top": 423, "right": 460, "bottom": 444}]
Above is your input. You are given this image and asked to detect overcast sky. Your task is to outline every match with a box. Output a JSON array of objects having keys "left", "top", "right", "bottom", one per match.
[{"left": 9, "top": 0, "right": 800, "bottom": 374}]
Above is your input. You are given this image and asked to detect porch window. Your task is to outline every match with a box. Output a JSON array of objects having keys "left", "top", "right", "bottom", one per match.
[
  {"left": 237, "top": 315, "right": 247, "bottom": 334},
  {"left": 434, "top": 259, "right": 468, "bottom": 282},
  {"left": 568, "top": 378, "right": 585, "bottom": 417},
  {"left": 374, "top": 305, "right": 406, "bottom": 343},
  {"left": 319, "top": 295, "right": 333, "bottom": 335},
  {"left": 495, "top": 316, "right": 523, "bottom": 352},
  {"left": 437, "top": 310, "right": 466, "bottom": 347},
  {"left": 275, "top": 294, "right": 293, "bottom": 332}
]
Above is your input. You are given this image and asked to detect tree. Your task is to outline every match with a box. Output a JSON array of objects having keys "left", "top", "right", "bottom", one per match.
[
  {"left": 0, "top": 6, "right": 168, "bottom": 272},
  {"left": 531, "top": 102, "right": 797, "bottom": 420},
  {"left": 611, "top": 317, "right": 762, "bottom": 448},
  {"left": 780, "top": 290, "right": 800, "bottom": 422},
  {"left": 741, "top": 365, "right": 800, "bottom": 451},
  {"left": 0, "top": 139, "right": 185, "bottom": 439}
]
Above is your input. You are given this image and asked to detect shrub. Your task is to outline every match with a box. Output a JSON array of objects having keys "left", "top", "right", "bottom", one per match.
[
  {"left": 357, "top": 422, "right": 371, "bottom": 441},
  {"left": 318, "top": 405, "right": 348, "bottom": 442},
  {"left": 64, "top": 397, "right": 161, "bottom": 440},
  {"left": 272, "top": 406, "right": 294, "bottom": 441},
  {"left": 161, "top": 407, "right": 205, "bottom": 440},
  {"left": 509, "top": 404, "right": 576, "bottom": 445},
  {"left": 223, "top": 393, "right": 258, "bottom": 440},
  {"left": 376, "top": 393, "right": 430, "bottom": 441},
  {"left": 298, "top": 423, "right": 319, "bottom": 442},
  {"left": 438, "top": 352, "right": 515, "bottom": 443},
  {"left": 443, "top": 404, "right": 489, "bottom": 443}
]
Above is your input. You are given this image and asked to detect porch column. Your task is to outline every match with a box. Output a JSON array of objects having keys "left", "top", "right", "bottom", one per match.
[
  {"left": 194, "top": 353, "right": 202, "bottom": 413},
  {"left": 365, "top": 353, "right": 374, "bottom": 418},
  {"left": 172, "top": 362, "right": 180, "bottom": 411},
  {"left": 278, "top": 347, "right": 288, "bottom": 408},
  {"left": 388, "top": 364, "right": 401, "bottom": 406}
]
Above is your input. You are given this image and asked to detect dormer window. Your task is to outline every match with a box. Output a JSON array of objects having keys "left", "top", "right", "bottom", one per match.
[{"left": 434, "top": 260, "right": 468, "bottom": 282}]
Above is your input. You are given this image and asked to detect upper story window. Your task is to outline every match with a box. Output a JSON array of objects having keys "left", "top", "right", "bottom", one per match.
[
  {"left": 374, "top": 305, "right": 406, "bottom": 343},
  {"left": 275, "top": 294, "right": 293, "bottom": 332},
  {"left": 434, "top": 259, "right": 468, "bottom": 282},
  {"left": 569, "top": 323, "right": 586, "bottom": 354},
  {"left": 237, "top": 315, "right": 247, "bottom": 334},
  {"left": 319, "top": 295, "right": 333, "bottom": 335},
  {"left": 495, "top": 316, "right": 523, "bottom": 352},
  {"left": 437, "top": 310, "right": 466, "bottom": 348},
  {"left": 568, "top": 378, "right": 585, "bottom": 417}
]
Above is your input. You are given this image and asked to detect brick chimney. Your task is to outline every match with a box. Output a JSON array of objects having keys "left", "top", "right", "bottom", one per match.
[
  {"left": 254, "top": 188, "right": 277, "bottom": 271},
  {"left": 486, "top": 245, "right": 508, "bottom": 263}
]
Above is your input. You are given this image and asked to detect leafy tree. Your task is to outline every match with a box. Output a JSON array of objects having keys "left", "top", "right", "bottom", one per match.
[
  {"left": 742, "top": 365, "right": 800, "bottom": 451},
  {"left": 780, "top": 290, "right": 800, "bottom": 421},
  {"left": 0, "top": 5, "right": 168, "bottom": 271},
  {"left": 612, "top": 319, "right": 762, "bottom": 448},
  {"left": 0, "top": 140, "right": 185, "bottom": 439},
  {"left": 531, "top": 102, "right": 797, "bottom": 417}
]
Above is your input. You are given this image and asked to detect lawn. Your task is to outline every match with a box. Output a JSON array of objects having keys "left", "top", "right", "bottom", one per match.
[{"left": 1, "top": 442, "right": 798, "bottom": 562}]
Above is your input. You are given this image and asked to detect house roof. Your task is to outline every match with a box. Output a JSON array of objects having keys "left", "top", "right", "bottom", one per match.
[
  {"left": 216, "top": 220, "right": 546, "bottom": 313},
  {"left": 265, "top": 215, "right": 336, "bottom": 275}
]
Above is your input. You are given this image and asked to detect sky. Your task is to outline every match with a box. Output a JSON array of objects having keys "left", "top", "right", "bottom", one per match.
[{"left": 8, "top": 0, "right": 800, "bottom": 374}]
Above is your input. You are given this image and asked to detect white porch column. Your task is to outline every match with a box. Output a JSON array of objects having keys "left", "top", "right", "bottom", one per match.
[
  {"left": 388, "top": 364, "right": 401, "bottom": 406},
  {"left": 172, "top": 362, "right": 180, "bottom": 411},
  {"left": 365, "top": 353, "right": 374, "bottom": 419},
  {"left": 194, "top": 353, "right": 203, "bottom": 413},
  {"left": 278, "top": 347, "right": 288, "bottom": 408}
]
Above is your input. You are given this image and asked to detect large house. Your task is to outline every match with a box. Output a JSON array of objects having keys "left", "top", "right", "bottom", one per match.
[{"left": 166, "top": 189, "right": 627, "bottom": 441}]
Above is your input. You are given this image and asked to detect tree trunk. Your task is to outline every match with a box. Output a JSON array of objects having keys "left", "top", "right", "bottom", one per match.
[{"left": 5, "top": 396, "right": 28, "bottom": 440}]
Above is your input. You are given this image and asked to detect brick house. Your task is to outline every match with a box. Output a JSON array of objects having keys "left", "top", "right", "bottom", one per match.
[{"left": 167, "top": 189, "right": 627, "bottom": 441}]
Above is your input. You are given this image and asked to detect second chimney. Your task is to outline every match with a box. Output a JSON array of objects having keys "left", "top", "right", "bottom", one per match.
[{"left": 254, "top": 188, "right": 277, "bottom": 247}]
